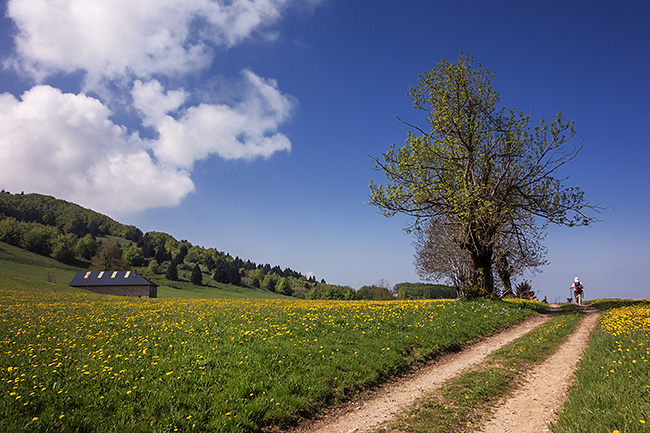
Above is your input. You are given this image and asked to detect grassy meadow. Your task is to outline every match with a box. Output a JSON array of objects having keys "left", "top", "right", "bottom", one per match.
[
  {"left": 6, "top": 241, "right": 649, "bottom": 433},
  {"left": 0, "top": 243, "right": 537, "bottom": 432},
  {"left": 551, "top": 299, "right": 650, "bottom": 433}
]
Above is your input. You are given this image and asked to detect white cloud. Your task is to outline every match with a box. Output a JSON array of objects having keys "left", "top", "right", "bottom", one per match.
[
  {"left": 1, "top": 0, "right": 306, "bottom": 215},
  {"left": 0, "top": 86, "right": 194, "bottom": 215},
  {"left": 133, "top": 70, "right": 293, "bottom": 168},
  {"left": 6, "top": 0, "right": 291, "bottom": 86}
]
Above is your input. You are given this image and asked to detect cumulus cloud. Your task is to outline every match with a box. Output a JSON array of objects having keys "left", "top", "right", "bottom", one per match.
[
  {"left": 133, "top": 70, "right": 294, "bottom": 168},
  {"left": 6, "top": 0, "right": 291, "bottom": 86},
  {"left": 1, "top": 0, "right": 304, "bottom": 215},
  {"left": 0, "top": 85, "right": 194, "bottom": 215}
]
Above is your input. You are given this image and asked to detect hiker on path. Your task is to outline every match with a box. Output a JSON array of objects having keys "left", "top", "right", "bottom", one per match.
[{"left": 571, "top": 277, "right": 584, "bottom": 306}]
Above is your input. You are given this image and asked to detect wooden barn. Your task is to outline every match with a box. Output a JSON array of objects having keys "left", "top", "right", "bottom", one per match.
[{"left": 69, "top": 271, "right": 157, "bottom": 298}]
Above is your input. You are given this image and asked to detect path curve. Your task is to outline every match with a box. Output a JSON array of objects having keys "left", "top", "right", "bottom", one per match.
[
  {"left": 291, "top": 313, "right": 553, "bottom": 433},
  {"left": 478, "top": 307, "right": 600, "bottom": 433}
]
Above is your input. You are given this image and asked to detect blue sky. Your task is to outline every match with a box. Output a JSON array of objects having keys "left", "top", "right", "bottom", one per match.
[{"left": 0, "top": 0, "right": 648, "bottom": 301}]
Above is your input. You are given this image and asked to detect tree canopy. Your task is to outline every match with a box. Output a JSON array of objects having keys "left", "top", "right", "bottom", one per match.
[{"left": 370, "top": 53, "right": 599, "bottom": 297}]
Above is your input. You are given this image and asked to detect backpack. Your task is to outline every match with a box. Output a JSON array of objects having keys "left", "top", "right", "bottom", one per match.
[{"left": 574, "top": 282, "right": 583, "bottom": 293}]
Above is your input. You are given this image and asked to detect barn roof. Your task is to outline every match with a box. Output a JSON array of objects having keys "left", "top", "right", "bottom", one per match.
[{"left": 69, "top": 271, "right": 158, "bottom": 287}]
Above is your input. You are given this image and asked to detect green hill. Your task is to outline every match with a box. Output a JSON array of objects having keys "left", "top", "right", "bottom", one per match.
[
  {"left": 0, "top": 240, "right": 290, "bottom": 299},
  {"left": 0, "top": 192, "right": 326, "bottom": 299},
  {"left": 0, "top": 191, "right": 454, "bottom": 301}
]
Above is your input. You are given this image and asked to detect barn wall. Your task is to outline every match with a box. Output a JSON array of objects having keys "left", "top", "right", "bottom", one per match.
[{"left": 80, "top": 285, "right": 156, "bottom": 298}]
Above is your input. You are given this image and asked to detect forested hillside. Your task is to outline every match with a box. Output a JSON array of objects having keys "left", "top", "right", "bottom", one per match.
[
  {"left": 0, "top": 191, "right": 455, "bottom": 300},
  {"left": 0, "top": 190, "right": 141, "bottom": 239}
]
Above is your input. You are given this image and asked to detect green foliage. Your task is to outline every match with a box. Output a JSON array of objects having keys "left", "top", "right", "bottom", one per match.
[
  {"left": 395, "top": 282, "right": 457, "bottom": 300},
  {"left": 356, "top": 285, "right": 395, "bottom": 300},
  {"left": 146, "top": 259, "right": 161, "bottom": 275},
  {"left": 166, "top": 262, "right": 178, "bottom": 281},
  {"left": 123, "top": 245, "right": 146, "bottom": 267},
  {"left": 308, "top": 284, "right": 355, "bottom": 300},
  {"left": 514, "top": 280, "right": 535, "bottom": 299},
  {"left": 275, "top": 278, "right": 293, "bottom": 296},
  {"left": 75, "top": 234, "right": 98, "bottom": 260},
  {"left": 0, "top": 192, "right": 126, "bottom": 237},
  {"left": 50, "top": 233, "right": 77, "bottom": 264},
  {"left": 260, "top": 272, "right": 279, "bottom": 292},
  {"left": 0, "top": 217, "right": 24, "bottom": 244},
  {"left": 190, "top": 263, "right": 203, "bottom": 285},
  {"left": 90, "top": 242, "right": 129, "bottom": 271}
]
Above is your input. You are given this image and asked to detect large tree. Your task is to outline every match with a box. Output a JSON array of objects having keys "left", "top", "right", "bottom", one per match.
[{"left": 370, "top": 53, "right": 598, "bottom": 297}]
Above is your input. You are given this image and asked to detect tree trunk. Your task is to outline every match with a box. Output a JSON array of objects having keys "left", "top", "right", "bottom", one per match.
[
  {"left": 468, "top": 245, "right": 495, "bottom": 298},
  {"left": 496, "top": 255, "right": 513, "bottom": 297}
]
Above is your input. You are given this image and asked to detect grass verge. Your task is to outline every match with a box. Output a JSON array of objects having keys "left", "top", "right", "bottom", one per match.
[
  {"left": 380, "top": 311, "right": 584, "bottom": 433},
  {"left": 550, "top": 299, "right": 650, "bottom": 433}
]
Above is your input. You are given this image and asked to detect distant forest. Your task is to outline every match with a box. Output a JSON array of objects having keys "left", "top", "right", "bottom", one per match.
[{"left": 0, "top": 190, "right": 455, "bottom": 300}]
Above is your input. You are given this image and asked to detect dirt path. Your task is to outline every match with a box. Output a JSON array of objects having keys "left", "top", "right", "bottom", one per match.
[
  {"left": 478, "top": 307, "right": 600, "bottom": 433},
  {"left": 291, "top": 313, "right": 554, "bottom": 433}
]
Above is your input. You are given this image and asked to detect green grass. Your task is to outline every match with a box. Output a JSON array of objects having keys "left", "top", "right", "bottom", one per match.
[
  {"left": 382, "top": 311, "right": 584, "bottom": 433},
  {"left": 551, "top": 299, "right": 650, "bottom": 433},
  {"left": 0, "top": 242, "right": 83, "bottom": 294},
  {"left": 0, "top": 278, "right": 537, "bottom": 433},
  {"left": 156, "top": 282, "right": 291, "bottom": 299},
  {"left": 148, "top": 268, "right": 291, "bottom": 300}
]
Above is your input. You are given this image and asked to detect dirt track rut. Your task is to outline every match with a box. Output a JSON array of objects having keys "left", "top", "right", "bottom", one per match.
[
  {"left": 292, "top": 313, "right": 554, "bottom": 433},
  {"left": 478, "top": 308, "right": 600, "bottom": 433}
]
